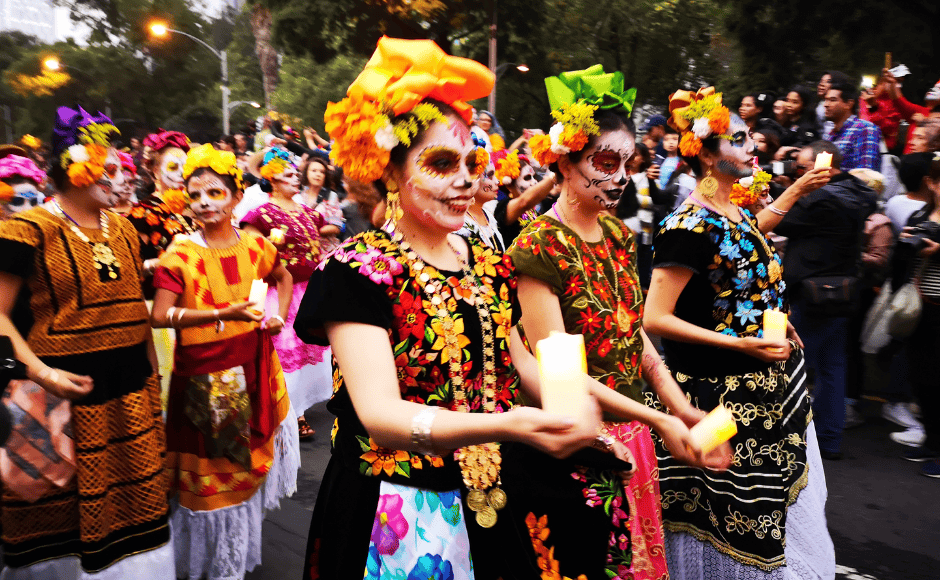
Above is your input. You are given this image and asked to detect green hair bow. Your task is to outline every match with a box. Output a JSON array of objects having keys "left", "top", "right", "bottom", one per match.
[{"left": 544, "top": 64, "right": 637, "bottom": 115}]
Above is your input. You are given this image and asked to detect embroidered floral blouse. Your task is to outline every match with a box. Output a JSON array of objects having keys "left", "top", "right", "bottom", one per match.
[
  {"left": 653, "top": 203, "right": 788, "bottom": 376},
  {"left": 241, "top": 202, "right": 325, "bottom": 282},
  {"left": 295, "top": 230, "right": 521, "bottom": 489},
  {"left": 508, "top": 214, "right": 646, "bottom": 403}
]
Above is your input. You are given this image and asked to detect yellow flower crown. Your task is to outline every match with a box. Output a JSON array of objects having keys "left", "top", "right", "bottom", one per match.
[
  {"left": 259, "top": 157, "right": 289, "bottom": 181},
  {"left": 668, "top": 87, "right": 732, "bottom": 157},
  {"left": 183, "top": 144, "right": 245, "bottom": 192}
]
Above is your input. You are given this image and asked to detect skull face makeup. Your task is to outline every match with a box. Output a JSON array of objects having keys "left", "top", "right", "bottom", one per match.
[
  {"left": 157, "top": 147, "right": 187, "bottom": 191},
  {"left": 569, "top": 129, "right": 635, "bottom": 210},
  {"left": 714, "top": 115, "right": 754, "bottom": 179},
  {"left": 514, "top": 164, "right": 536, "bottom": 195},
  {"left": 274, "top": 164, "right": 300, "bottom": 192},
  {"left": 7, "top": 182, "right": 42, "bottom": 214},
  {"left": 87, "top": 148, "right": 125, "bottom": 208},
  {"left": 187, "top": 171, "right": 235, "bottom": 224},
  {"left": 398, "top": 116, "right": 482, "bottom": 232}
]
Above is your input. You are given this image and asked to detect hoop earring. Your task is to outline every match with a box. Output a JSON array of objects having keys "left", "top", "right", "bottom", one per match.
[{"left": 699, "top": 167, "right": 718, "bottom": 199}]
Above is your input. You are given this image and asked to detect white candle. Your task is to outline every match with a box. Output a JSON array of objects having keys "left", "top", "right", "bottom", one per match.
[
  {"left": 269, "top": 227, "right": 285, "bottom": 245},
  {"left": 536, "top": 332, "right": 588, "bottom": 416},
  {"left": 814, "top": 152, "right": 832, "bottom": 169},
  {"left": 248, "top": 279, "right": 268, "bottom": 314},
  {"left": 763, "top": 309, "right": 788, "bottom": 343},
  {"left": 689, "top": 405, "right": 738, "bottom": 454}
]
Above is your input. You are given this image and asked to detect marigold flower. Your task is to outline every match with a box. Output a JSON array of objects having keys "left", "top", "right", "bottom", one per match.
[
  {"left": 729, "top": 183, "right": 760, "bottom": 206},
  {"left": 530, "top": 134, "right": 560, "bottom": 166},
  {"left": 560, "top": 127, "right": 589, "bottom": 151},
  {"left": 708, "top": 106, "right": 731, "bottom": 137},
  {"left": 679, "top": 132, "right": 702, "bottom": 157},
  {"left": 494, "top": 150, "right": 521, "bottom": 184}
]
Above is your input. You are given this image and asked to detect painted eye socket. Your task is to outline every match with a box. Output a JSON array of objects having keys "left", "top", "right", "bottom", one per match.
[
  {"left": 591, "top": 150, "right": 622, "bottom": 174},
  {"left": 104, "top": 163, "right": 120, "bottom": 177},
  {"left": 166, "top": 162, "right": 179, "bottom": 172},
  {"left": 731, "top": 131, "right": 748, "bottom": 147},
  {"left": 521, "top": 174, "right": 533, "bottom": 181},
  {"left": 464, "top": 148, "right": 487, "bottom": 178},
  {"left": 418, "top": 146, "right": 461, "bottom": 177}
]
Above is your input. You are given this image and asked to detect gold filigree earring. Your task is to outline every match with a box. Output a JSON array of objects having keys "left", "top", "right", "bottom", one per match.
[
  {"left": 384, "top": 179, "right": 404, "bottom": 225},
  {"left": 699, "top": 167, "right": 718, "bottom": 198}
]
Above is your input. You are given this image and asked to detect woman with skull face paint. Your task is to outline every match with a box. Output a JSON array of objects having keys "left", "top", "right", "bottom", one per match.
[
  {"left": 128, "top": 130, "right": 199, "bottom": 408},
  {"left": 241, "top": 147, "right": 333, "bottom": 439},
  {"left": 0, "top": 106, "right": 174, "bottom": 578},
  {"left": 508, "top": 66, "right": 728, "bottom": 580},
  {"left": 0, "top": 152, "right": 45, "bottom": 218},
  {"left": 151, "top": 144, "right": 299, "bottom": 580},
  {"left": 457, "top": 132, "right": 506, "bottom": 251},
  {"left": 644, "top": 87, "right": 835, "bottom": 578},
  {"left": 110, "top": 150, "right": 138, "bottom": 216},
  {"left": 293, "top": 38, "right": 604, "bottom": 580},
  {"left": 489, "top": 148, "right": 557, "bottom": 245}
]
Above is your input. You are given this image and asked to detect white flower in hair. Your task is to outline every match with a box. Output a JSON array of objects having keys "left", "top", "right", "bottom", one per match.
[
  {"left": 692, "top": 117, "right": 712, "bottom": 139},
  {"left": 374, "top": 122, "right": 399, "bottom": 151},
  {"left": 548, "top": 123, "right": 570, "bottom": 154},
  {"left": 68, "top": 144, "right": 89, "bottom": 163}
]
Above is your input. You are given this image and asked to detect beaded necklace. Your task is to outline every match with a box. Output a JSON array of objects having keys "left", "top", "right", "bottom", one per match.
[
  {"left": 388, "top": 228, "right": 506, "bottom": 528},
  {"left": 50, "top": 199, "right": 121, "bottom": 280}
]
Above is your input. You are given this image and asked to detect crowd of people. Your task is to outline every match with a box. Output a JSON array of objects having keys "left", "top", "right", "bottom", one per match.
[{"left": 0, "top": 34, "right": 938, "bottom": 580}]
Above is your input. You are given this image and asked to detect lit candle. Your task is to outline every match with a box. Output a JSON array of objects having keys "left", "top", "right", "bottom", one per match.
[
  {"left": 689, "top": 405, "right": 738, "bottom": 454},
  {"left": 269, "top": 227, "right": 285, "bottom": 245},
  {"left": 536, "top": 331, "right": 588, "bottom": 416},
  {"left": 814, "top": 152, "right": 832, "bottom": 170},
  {"left": 762, "top": 309, "right": 788, "bottom": 343},
  {"left": 248, "top": 279, "right": 268, "bottom": 314}
]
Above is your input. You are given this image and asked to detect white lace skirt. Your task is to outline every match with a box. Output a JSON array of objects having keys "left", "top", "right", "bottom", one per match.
[
  {"left": 664, "top": 423, "right": 835, "bottom": 580},
  {"left": 169, "top": 410, "right": 301, "bottom": 580}
]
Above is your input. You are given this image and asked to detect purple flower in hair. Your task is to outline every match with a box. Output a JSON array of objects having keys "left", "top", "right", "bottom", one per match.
[{"left": 51, "top": 106, "right": 117, "bottom": 159}]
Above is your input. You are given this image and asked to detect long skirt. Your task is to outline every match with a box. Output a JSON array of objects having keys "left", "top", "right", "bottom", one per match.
[
  {"left": 664, "top": 425, "right": 835, "bottom": 580},
  {"left": 0, "top": 343, "right": 172, "bottom": 578},
  {"left": 606, "top": 421, "right": 670, "bottom": 580},
  {"left": 165, "top": 329, "right": 300, "bottom": 580},
  {"left": 264, "top": 280, "right": 332, "bottom": 416}
]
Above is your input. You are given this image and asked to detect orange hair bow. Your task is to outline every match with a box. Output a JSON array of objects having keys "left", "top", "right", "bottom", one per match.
[
  {"left": 667, "top": 86, "right": 719, "bottom": 132},
  {"left": 346, "top": 37, "right": 495, "bottom": 124}
]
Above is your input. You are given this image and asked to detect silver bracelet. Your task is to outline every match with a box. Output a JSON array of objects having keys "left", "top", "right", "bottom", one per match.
[
  {"left": 410, "top": 406, "right": 440, "bottom": 455},
  {"left": 768, "top": 205, "right": 788, "bottom": 217},
  {"left": 167, "top": 307, "right": 177, "bottom": 329},
  {"left": 269, "top": 314, "right": 285, "bottom": 326}
]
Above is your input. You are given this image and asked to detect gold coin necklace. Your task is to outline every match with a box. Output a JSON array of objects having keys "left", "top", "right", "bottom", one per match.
[
  {"left": 390, "top": 229, "right": 506, "bottom": 528},
  {"left": 743, "top": 213, "right": 783, "bottom": 284},
  {"left": 51, "top": 199, "right": 121, "bottom": 280}
]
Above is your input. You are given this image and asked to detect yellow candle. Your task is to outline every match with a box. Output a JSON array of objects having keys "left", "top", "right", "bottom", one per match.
[
  {"left": 536, "top": 331, "right": 588, "bottom": 415},
  {"left": 762, "top": 309, "right": 788, "bottom": 343},
  {"left": 269, "top": 227, "right": 285, "bottom": 245},
  {"left": 814, "top": 152, "right": 832, "bottom": 169},
  {"left": 248, "top": 279, "right": 268, "bottom": 314},
  {"left": 689, "top": 405, "right": 738, "bottom": 454}
]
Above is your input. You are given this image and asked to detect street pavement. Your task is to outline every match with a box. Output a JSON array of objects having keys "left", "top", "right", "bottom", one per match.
[{"left": 249, "top": 390, "right": 940, "bottom": 579}]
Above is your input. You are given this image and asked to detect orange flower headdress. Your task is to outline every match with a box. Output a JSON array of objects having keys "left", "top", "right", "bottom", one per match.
[
  {"left": 667, "top": 87, "right": 732, "bottom": 157},
  {"left": 324, "top": 36, "right": 495, "bottom": 183},
  {"left": 52, "top": 106, "right": 119, "bottom": 188},
  {"left": 730, "top": 163, "right": 773, "bottom": 207}
]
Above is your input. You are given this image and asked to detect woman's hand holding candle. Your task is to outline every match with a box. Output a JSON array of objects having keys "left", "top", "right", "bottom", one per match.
[
  {"left": 814, "top": 151, "right": 833, "bottom": 169},
  {"left": 269, "top": 227, "right": 285, "bottom": 246},
  {"left": 248, "top": 279, "right": 268, "bottom": 315}
]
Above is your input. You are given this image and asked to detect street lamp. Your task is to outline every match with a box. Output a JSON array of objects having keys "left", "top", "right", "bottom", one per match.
[
  {"left": 41, "top": 57, "right": 110, "bottom": 117},
  {"left": 487, "top": 63, "right": 529, "bottom": 114},
  {"left": 228, "top": 100, "right": 261, "bottom": 113},
  {"left": 148, "top": 20, "right": 231, "bottom": 134}
]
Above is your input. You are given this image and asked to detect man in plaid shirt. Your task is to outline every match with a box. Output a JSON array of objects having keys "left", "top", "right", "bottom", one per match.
[{"left": 823, "top": 79, "right": 882, "bottom": 171}]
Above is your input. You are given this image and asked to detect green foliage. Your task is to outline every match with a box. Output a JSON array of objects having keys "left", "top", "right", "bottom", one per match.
[{"left": 271, "top": 54, "right": 367, "bottom": 132}]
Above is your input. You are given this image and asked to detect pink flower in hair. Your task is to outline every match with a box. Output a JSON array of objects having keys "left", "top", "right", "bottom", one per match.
[{"left": 0, "top": 155, "right": 45, "bottom": 185}]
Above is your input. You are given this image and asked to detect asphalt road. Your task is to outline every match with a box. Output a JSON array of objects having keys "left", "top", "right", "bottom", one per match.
[{"left": 243, "top": 392, "right": 939, "bottom": 580}]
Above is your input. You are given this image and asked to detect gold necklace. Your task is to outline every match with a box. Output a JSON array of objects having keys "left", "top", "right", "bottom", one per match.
[
  {"left": 390, "top": 229, "right": 506, "bottom": 528},
  {"left": 741, "top": 212, "right": 783, "bottom": 284},
  {"left": 51, "top": 199, "right": 121, "bottom": 280}
]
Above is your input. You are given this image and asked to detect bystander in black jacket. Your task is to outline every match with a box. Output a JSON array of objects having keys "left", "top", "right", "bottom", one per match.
[{"left": 775, "top": 172, "right": 878, "bottom": 300}]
